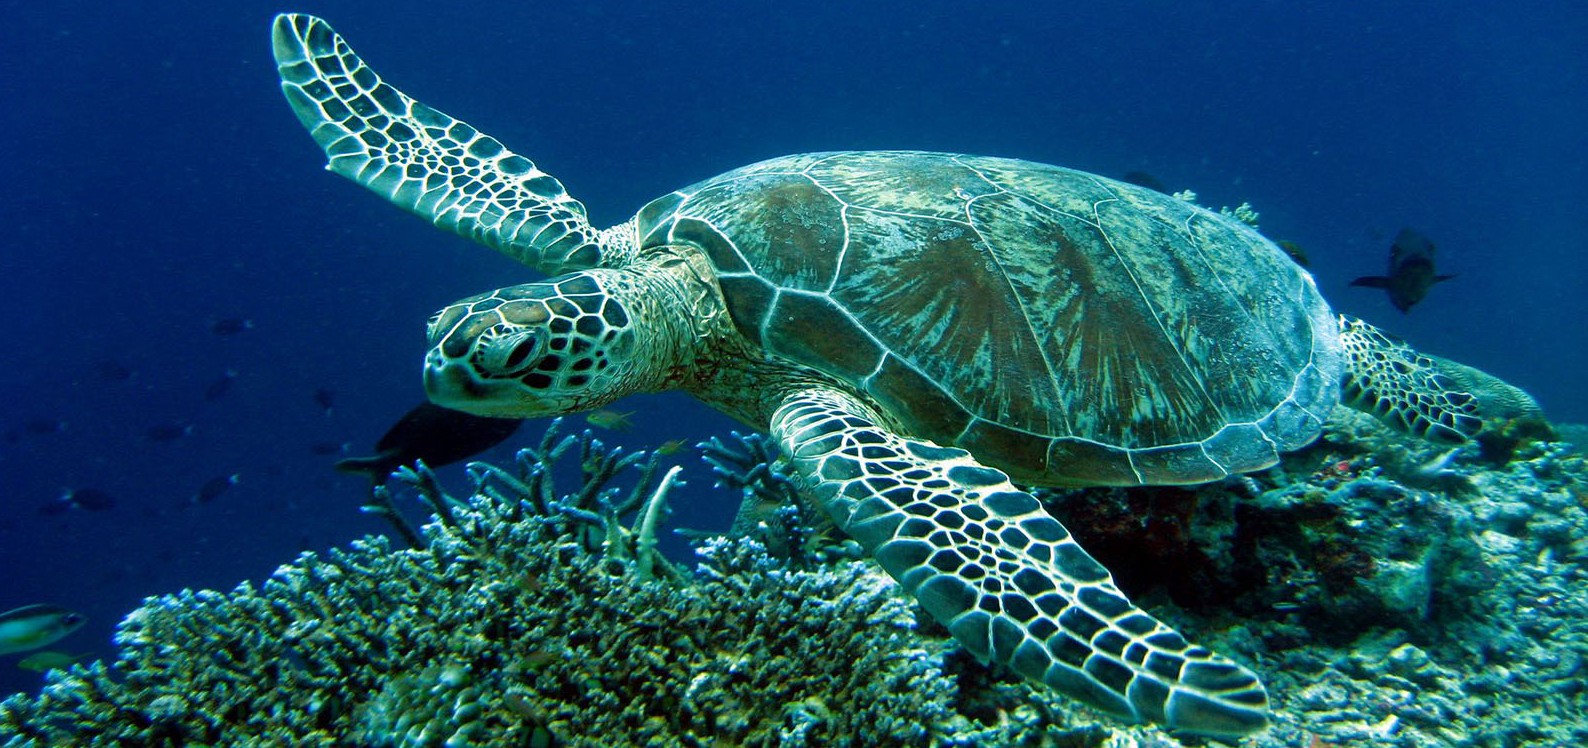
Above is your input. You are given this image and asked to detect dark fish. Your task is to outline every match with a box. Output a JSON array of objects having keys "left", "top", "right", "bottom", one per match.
[
  {"left": 313, "top": 388, "right": 336, "bottom": 415},
  {"left": 204, "top": 369, "right": 238, "bottom": 402},
  {"left": 335, "top": 402, "right": 524, "bottom": 483},
  {"left": 95, "top": 359, "right": 135, "bottom": 382},
  {"left": 24, "top": 418, "right": 66, "bottom": 436},
  {"left": 194, "top": 473, "right": 240, "bottom": 504},
  {"left": 0, "top": 605, "right": 87, "bottom": 656},
  {"left": 1276, "top": 240, "right": 1311, "bottom": 268},
  {"left": 1120, "top": 170, "right": 1167, "bottom": 193},
  {"left": 210, "top": 318, "right": 254, "bottom": 336},
  {"left": 145, "top": 422, "right": 194, "bottom": 442},
  {"left": 310, "top": 441, "right": 347, "bottom": 456},
  {"left": 1350, "top": 228, "right": 1455, "bottom": 313},
  {"left": 70, "top": 488, "right": 117, "bottom": 511},
  {"left": 46, "top": 488, "right": 117, "bottom": 512}
]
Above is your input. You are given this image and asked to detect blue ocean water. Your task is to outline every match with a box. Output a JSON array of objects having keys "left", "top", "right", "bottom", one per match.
[{"left": 0, "top": 0, "right": 1583, "bottom": 700}]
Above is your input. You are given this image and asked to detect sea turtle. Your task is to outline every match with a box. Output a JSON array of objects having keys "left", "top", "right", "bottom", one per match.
[{"left": 272, "top": 14, "right": 1537, "bottom": 738}]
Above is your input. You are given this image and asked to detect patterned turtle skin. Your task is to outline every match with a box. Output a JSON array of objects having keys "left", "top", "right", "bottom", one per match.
[{"left": 273, "top": 13, "right": 1530, "bottom": 739}]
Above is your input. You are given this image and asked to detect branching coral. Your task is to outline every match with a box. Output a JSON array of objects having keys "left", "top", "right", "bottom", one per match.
[
  {"left": 10, "top": 413, "right": 1584, "bottom": 747},
  {"left": 0, "top": 423, "right": 1080, "bottom": 747},
  {"left": 697, "top": 431, "right": 860, "bottom": 568}
]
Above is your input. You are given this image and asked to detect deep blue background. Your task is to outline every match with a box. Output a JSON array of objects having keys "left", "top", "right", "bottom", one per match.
[{"left": 2, "top": 0, "right": 1583, "bottom": 695}]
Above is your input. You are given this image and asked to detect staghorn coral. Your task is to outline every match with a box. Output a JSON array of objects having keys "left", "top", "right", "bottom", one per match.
[
  {"left": 696, "top": 432, "right": 860, "bottom": 568},
  {"left": 6, "top": 414, "right": 1588, "bottom": 747},
  {"left": 0, "top": 424, "right": 1095, "bottom": 747}
]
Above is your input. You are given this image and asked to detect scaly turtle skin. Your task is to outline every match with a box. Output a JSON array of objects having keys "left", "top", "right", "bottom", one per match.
[{"left": 273, "top": 14, "right": 1536, "bottom": 738}]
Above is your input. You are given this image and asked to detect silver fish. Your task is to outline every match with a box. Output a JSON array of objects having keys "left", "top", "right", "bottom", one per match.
[{"left": 0, "top": 604, "right": 86, "bottom": 656}]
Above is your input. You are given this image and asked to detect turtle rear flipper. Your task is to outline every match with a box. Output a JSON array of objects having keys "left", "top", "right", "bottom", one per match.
[
  {"left": 1338, "top": 315, "right": 1489, "bottom": 441},
  {"left": 1419, "top": 353, "right": 1543, "bottom": 422},
  {"left": 271, "top": 14, "right": 618, "bottom": 275},
  {"left": 771, "top": 387, "right": 1270, "bottom": 739}
]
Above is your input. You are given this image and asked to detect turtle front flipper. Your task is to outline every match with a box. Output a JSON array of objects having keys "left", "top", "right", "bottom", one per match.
[
  {"left": 271, "top": 14, "right": 618, "bottom": 275},
  {"left": 1338, "top": 315, "right": 1492, "bottom": 441},
  {"left": 770, "top": 388, "right": 1270, "bottom": 739}
]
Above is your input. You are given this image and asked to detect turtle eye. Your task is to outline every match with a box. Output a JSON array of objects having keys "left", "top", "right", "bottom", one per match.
[{"left": 477, "top": 328, "right": 545, "bottom": 376}]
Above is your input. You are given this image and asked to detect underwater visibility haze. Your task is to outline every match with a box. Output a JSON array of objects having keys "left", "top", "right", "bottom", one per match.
[{"left": 2, "top": 2, "right": 1585, "bottom": 745}]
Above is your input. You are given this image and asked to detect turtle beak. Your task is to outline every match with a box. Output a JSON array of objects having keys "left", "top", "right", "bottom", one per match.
[
  {"left": 419, "top": 352, "right": 466, "bottom": 409},
  {"left": 424, "top": 348, "right": 565, "bottom": 418},
  {"left": 423, "top": 350, "right": 494, "bottom": 413}
]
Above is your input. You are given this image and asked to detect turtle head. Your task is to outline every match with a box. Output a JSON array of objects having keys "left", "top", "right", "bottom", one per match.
[{"left": 423, "top": 272, "right": 642, "bottom": 418}]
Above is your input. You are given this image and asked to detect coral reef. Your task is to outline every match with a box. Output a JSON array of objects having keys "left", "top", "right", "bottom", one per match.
[
  {"left": 3, "top": 414, "right": 1586, "bottom": 747},
  {"left": 0, "top": 425, "right": 1093, "bottom": 746},
  {"left": 1038, "top": 410, "right": 1588, "bottom": 747}
]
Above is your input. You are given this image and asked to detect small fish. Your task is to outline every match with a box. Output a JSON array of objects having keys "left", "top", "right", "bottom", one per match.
[
  {"left": 1350, "top": 228, "right": 1455, "bottom": 313},
  {"left": 1120, "top": 170, "right": 1167, "bottom": 193},
  {"left": 68, "top": 488, "right": 117, "bottom": 511},
  {"left": 16, "top": 650, "right": 87, "bottom": 673},
  {"left": 521, "top": 649, "right": 559, "bottom": 669},
  {"left": 210, "top": 317, "right": 254, "bottom": 336},
  {"left": 514, "top": 571, "right": 544, "bottom": 595},
  {"left": 95, "top": 359, "right": 135, "bottom": 382},
  {"left": 1275, "top": 240, "right": 1310, "bottom": 268},
  {"left": 655, "top": 439, "right": 691, "bottom": 456},
  {"left": 23, "top": 418, "right": 66, "bottom": 436},
  {"left": 0, "top": 605, "right": 87, "bottom": 656},
  {"left": 309, "top": 441, "right": 347, "bottom": 456},
  {"left": 313, "top": 388, "right": 336, "bottom": 415},
  {"left": 585, "top": 409, "right": 635, "bottom": 431},
  {"left": 335, "top": 402, "right": 524, "bottom": 484},
  {"left": 194, "top": 473, "right": 240, "bottom": 504},
  {"left": 44, "top": 487, "right": 117, "bottom": 513},
  {"left": 203, "top": 369, "right": 238, "bottom": 402},
  {"left": 145, "top": 422, "right": 194, "bottom": 442}
]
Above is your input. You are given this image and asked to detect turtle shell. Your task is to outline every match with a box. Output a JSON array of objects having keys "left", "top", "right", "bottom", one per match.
[{"left": 634, "top": 151, "right": 1343, "bottom": 486}]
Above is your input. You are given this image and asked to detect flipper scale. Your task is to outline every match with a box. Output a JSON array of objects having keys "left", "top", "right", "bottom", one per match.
[
  {"left": 270, "top": 14, "right": 611, "bottom": 274},
  {"left": 1338, "top": 315, "right": 1488, "bottom": 441},
  {"left": 771, "top": 388, "right": 1270, "bottom": 738}
]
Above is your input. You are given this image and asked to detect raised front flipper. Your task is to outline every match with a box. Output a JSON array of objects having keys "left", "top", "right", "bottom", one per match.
[
  {"left": 1338, "top": 315, "right": 1487, "bottom": 442},
  {"left": 271, "top": 14, "right": 620, "bottom": 275},
  {"left": 770, "top": 388, "right": 1269, "bottom": 738}
]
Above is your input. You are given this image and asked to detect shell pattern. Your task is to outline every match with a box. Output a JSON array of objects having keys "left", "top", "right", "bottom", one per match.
[{"left": 637, "top": 152, "right": 1343, "bottom": 486}]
